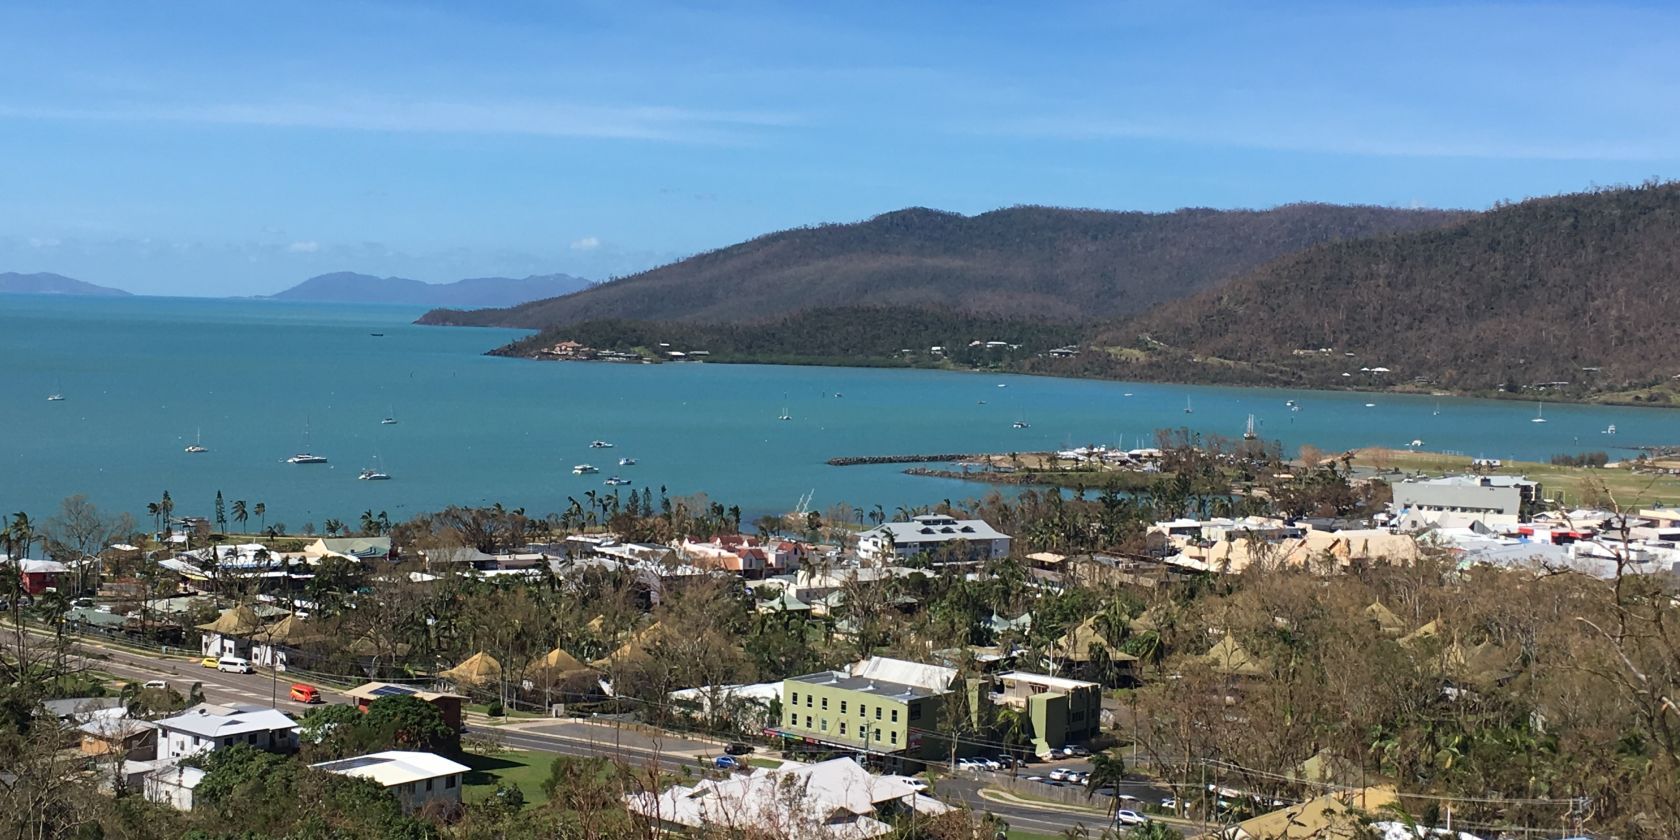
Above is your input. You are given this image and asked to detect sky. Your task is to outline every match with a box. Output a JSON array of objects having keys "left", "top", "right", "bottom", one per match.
[{"left": 1, "top": 1, "right": 1677, "bottom": 297}]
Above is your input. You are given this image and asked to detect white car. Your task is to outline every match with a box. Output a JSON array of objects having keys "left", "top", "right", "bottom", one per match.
[
  {"left": 884, "top": 775, "right": 928, "bottom": 791},
  {"left": 142, "top": 679, "right": 170, "bottom": 690},
  {"left": 1048, "top": 768, "right": 1074, "bottom": 782},
  {"left": 975, "top": 757, "right": 1000, "bottom": 771},
  {"left": 1114, "top": 809, "right": 1149, "bottom": 826}
]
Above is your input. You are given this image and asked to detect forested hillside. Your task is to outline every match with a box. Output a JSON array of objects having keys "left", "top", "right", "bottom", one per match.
[
  {"left": 1080, "top": 182, "right": 1680, "bottom": 397},
  {"left": 420, "top": 203, "right": 1464, "bottom": 328}
]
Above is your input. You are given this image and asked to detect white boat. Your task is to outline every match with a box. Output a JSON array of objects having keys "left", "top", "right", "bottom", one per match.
[
  {"left": 1409, "top": 439, "right": 1425, "bottom": 447},
  {"left": 572, "top": 464, "right": 599, "bottom": 475},
  {"left": 358, "top": 467, "right": 391, "bottom": 481},
  {"left": 589, "top": 440, "right": 614, "bottom": 449},
  {"left": 1432, "top": 401, "right": 1441, "bottom": 416},
  {"left": 1011, "top": 420, "right": 1030, "bottom": 429},
  {"left": 1531, "top": 403, "right": 1547, "bottom": 423},
  {"left": 604, "top": 476, "right": 632, "bottom": 486},
  {"left": 1184, "top": 397, "right": 1193, "bottom": 414},
  {"left": 185, "top": 428, "right": 208, "bottom": 454},
  {"left": 381, "top": 406, "right": 398, "bottom": 425},
  {"left": 46, "top": 393, "right": 64, "bottom": 402},
  {"left": 1243, "top": 415, "right": 1257, "bottom": 440},
  {"left": 1364, "top": 403, "right": 1376, "bottom": 408},
  {"left": 618, "top": 457, "right": 637, "bottom": 466},
  {"left": 778, "top": 410, "right": 792, "bottom": 421},
  {"left": 287, "top": 453, "right": 328, "bottom": 464},
  {"left": 1604, "top": 424, "right": 1617, "bottom": 435}
]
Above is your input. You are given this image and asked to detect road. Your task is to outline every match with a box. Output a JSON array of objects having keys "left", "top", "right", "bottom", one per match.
[{"left": 19, "top": 626, "right": 1159, "bottom": 834}]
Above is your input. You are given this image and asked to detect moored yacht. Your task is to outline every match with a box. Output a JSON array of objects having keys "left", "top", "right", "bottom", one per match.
[
  {"left": 185, "top": 429, "right": 208, "bottom": 454},
  {"left": 287, "top": 453, "right": 328, "bottom": 464},
  {"left": 589, "top": 440, "right": 614, "bottom": 449},
  {"left": 618, "top": 457, "right": 637, "bottom": 466},
  {"left": 358, "top": 467, "right": 391, "bottom": 480},
  {"left": 604, "top": 476, "right": 632, "bottom": 486},
  {"left": 572, "top": 463, "right": 599, "bottom": 474}
]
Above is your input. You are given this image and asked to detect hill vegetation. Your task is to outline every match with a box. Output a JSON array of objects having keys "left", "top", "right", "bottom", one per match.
[
  {"left": 274, "top": 271, "right": 591, "bottom": 308},
  {"left": 0, "top": 271, "right": 129, "bottom": 297},
  {"left": 420, "top": 203, "right": 1464, "bottom": 328},
  {"left": 1075, "top": 182, "right": 1680, "bottom": 400}
]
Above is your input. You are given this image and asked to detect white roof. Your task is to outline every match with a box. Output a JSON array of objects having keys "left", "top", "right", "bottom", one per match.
[
  {"left": 849, "top": 656, "right": 955, "bottom": 692},
  {"left": 997, "top": 671, "right": 1099, "bottom": 692},
  {"left": 0, "top": 557, "right": 69, "bottom": 573},
  {"left": 312, "top": 751, "right": 470, "bottom": 787},
  {"left": 864, "top": 516, "right": 1010, "bottom": 545},
  {"left": 625, "top": 757, "right": 922, "bottom": 840},
  {"left": 156, "top": 703, "right": 296, "bottom": 738}
]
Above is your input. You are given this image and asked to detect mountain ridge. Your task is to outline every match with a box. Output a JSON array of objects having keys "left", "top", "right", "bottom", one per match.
[
  {"left": 417, "top": 202, "right": 1468, "bottom": 328},
  {"left": 272, "top": 271, "right": 591, "bottom": 308},
  {"left": 0, "top": 271, "right": 130, "bottom": 297}
]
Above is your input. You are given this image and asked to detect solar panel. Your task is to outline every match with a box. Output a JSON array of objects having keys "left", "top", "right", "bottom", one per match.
[{"left": 369, "top": 685, "right": 418, "bottom": 697}]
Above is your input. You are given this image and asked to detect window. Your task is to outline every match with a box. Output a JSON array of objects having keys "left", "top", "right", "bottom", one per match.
[
  {"left": 223, "top": 738, "right": 233, "bottom": 747},
  {"left": 821, "top": 697, "right": 828, "bottom": 710},
  {"left": 426, "top": 778, "right": 434, "bottom": 791},
  {"left": 839, "top": 722, "right": 848, "bottom": 735},
  {"left": 791, "top": 691, "right": 799, "bottom": 705},
  {"left": 446, "top": 775, "right": 456, "bottom": 789},
  {"left": 840, "top": 701, "right": 848, "bottom": 714},
  {"left": 247, "top": 733, "right": 257, "bottom": 744},
  {"left": 890, "top": 731, "right": 899, "bottom": 745},
  {"left": 875, "top": 707, "right": 882, "bottom": 720},
  {"left": 820, "top": 718, "right": 828, "bottom": 732},
  {"left": 805, "top": 715, "right": 813, "bottom": 728},
  {"left": 891, "top": 709, "right": 899, "bottom": 723},
  {"left": 805, "top": 695, "right": 813, "bottom": 707}
]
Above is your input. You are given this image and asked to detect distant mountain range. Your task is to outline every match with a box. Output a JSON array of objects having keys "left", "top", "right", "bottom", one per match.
[
  {"left": 270, "top": 271, "right": 592, "bottom": 308},
  {"left": 419, "top": 203, "right": 1465, "bottom": 328},
  {"left": 0, "top": 271, "right": 130, "bottom": 297}
]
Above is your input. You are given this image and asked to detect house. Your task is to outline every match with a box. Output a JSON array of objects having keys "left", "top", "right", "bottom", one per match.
[
  {"left": 857, "top": 515, "right": 1011, "bottom": 564},
  {"left": 311, "top": 751, "right": 470, "bottom": 814},
  {"left": 675, "top": 535, "right": 801, "bottom": 578},
  {"left": 250, "top": 614, "right": 323, "bottom": 671},
  {"left": 304, "top": 536, "right": 394, "bottom": 563},
  {"left": 1215, "top": 785, "right": 1397, "bottom": 839},
  {"left": 197, "top": 604, "right": 265, "bottom": 659},
  {"left": 1048, "top": 616, "right": 1138, "bottom": 683},
  {"left": 155, "top": 703, "right": 298, "bottom": 760},
  {"left": 992, "top": 671, "right": 1102, "bottom": 756},
  {"left": 1390, "top": 475, "right": 1540, "bottom": 529},
  {"left": 771, "top": 657, "right": 985, "bottom": 769},
  {"left": 79, "top": 712, "right": 157, "bottom": 760},
  {"left": 343, "top": 682, "right": 465, "bottom": 732},
  {"left": 2, "top": 556, "right": 69, "bottom": 595},
  {"left": 625, "top": 757, "right": 946, "bottom": 840},
  {"left": 144, "top": 764, "right": 206, "bottom": 811}
]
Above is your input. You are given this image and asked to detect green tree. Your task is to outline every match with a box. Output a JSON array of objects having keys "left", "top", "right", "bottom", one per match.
[
  {"left": 362, "top": 694, "right": 454, "bottom": 753},
  {"left": 232, "top": 499, "right": 248, "bottom": 534},
  {"left": 253, "top": 501, "right": 266, "bottom": 534},
  {"left": 214, "top": 491, "right": 226, "bottom": 533},
  {"left": 1085, "top": 750, "right": 1128, "bottom": 817}
]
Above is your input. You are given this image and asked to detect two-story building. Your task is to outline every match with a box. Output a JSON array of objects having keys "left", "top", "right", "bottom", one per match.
[
  {"left": 992, "top": 671, "right": 1102, "bottom": 756},
  {"left": 857, "top": 515, "right": 1011, "bottom": 565},
  {"left": 1389, "top": 475, "right": 1541, "bottom": 529},
  {"left": 311, "top": 750, "right": 471, "bottom": 814},
  {"left": 770, "top": 656, "right": 987, "bottom": 770},
  {"left": 155, "top": 703, "right": 298, "bottom": 760}
]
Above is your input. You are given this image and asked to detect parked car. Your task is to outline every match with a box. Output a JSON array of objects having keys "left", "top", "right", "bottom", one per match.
[
  {"left": 1159, "top": 796, "right": 1178, "bottom": 810},
  {"left": 142, "top": 679, "right": 169, "bottom": 690},
  {"left": 975, "top": 757, "right": 1000, "bottom": 771},
  {"left": 200, "top": 657, "right": 219, "bottom": 668},
  {"left": 217, "top": 656, "right": 254, "bottom": 674},
  {"left": 725, "top": 742, "right": 753, "bottom": 756},
  {"left": 713, "top": 755, "right": 741, "bottom": 770},
  {"left": 288, "top": 683, "right": 321, "bottom": 704},
  {"left": 1069, "top": 745, "right": 1091, "bottom": 757},
  {"left": 884, "top": 775, "right": 928, "bottom": 791},
  {"left": 1047, "top": 768, "right": 1074, "bottom": 782},
  {"left": 1114, "top": 810, "right": 1149, "bottom": 826},
  {"left": 994, "top": 755, "right": 1024, "bottom": 769}
]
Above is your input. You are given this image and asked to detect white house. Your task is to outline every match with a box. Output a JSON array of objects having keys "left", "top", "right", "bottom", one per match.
[
  {"left": 144, "top": 764, "right": 206, "bottom": 811},
  {"left": 311, "top": 751, "right": 471, "bottom": 814},
  {"left": 857, "top": 515, "right": 1011, "bottom": 564},
  {"left": 155, "top": 703, "right": 298, "bottom": 760}
]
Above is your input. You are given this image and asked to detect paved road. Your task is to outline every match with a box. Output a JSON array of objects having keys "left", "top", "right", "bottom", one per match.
[{"left": 19, "top": 627, "right": 1151, "bottom": 834}]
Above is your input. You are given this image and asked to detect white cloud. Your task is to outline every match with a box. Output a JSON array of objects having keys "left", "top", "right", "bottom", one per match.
[
  {"left": 570, "top": 236, "right": 601, "bottom": 251},
  {"left": 287, "top": 240, "right": 319, "bottom": 253},
  {"left": 28, "top": 237, "right": 61, "bottom": 248}
]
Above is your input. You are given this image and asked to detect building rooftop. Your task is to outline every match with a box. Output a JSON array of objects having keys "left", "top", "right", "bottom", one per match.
[
  {"left": 864, "top": 516, "right": 1010, "bottom": 545},
  {"left": 786, "top": 670, "right": 940, "bottom": 701},
  {"left": 156, "top": 703, "right": 296, "bottom": 738},
  {"left": 311, "top": 750, "right": 470, "bottom": 787},
  {"left": 996, "top": 671, "right": 1100, "bottom": 692}
]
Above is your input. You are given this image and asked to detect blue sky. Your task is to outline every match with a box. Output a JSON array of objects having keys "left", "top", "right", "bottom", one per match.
[{"left": 1, "top": 1, "right": 1676, "bottom": 296}]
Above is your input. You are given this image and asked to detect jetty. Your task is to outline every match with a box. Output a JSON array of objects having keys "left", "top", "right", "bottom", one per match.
[{"left": 826, "top": 453, "right": 979, "bottom": 467}]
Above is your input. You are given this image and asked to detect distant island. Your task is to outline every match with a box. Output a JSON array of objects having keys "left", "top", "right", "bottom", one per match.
[
  {"left": 428, "top": 183, "right": 1680, "bottom": 409},
  {"left": 0, "top": 271, "right": 130, "bottom": 297},
  {"left": 271, "top": 271, "right": 592, "bottom": 309}
]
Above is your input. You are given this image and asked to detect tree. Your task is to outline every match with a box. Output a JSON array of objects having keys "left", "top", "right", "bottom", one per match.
[
  {"left": 361, "top": 694, "right": 454, "bottom": 753},
  {"left": 254, "top": 501, "right": 266, "bottom": 534},
  {"left": 43, "top": 494, "right": 133, "bottom": 595},
  {"left": 232, "top": 499, "right": 249, "bottom": 534},
  {"left": 1085, "top": 751, "right": 1128, "bottom": 816},
  {"left": 214, "top": 491, "right": 226, "bottom": 534}
]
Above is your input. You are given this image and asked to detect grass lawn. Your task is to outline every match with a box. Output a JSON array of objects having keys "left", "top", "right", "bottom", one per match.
[
  {"left": 1007, "top": 831, "right": 1064, "bottom": 840},
  {"left": 460, "top": 749, "right": 556, "bottom": 806},
  {"left": 1352, "top": 447, "right": 1680, "bottom": 508}
]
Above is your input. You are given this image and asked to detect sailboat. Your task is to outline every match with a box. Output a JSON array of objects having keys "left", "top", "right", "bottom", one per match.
[
  {"left": 1183, "top": 397, "right": 1193, "bottom": 415},
  {"left": 1604, "top": 424, "right": 1617, "bottom": 435},
  {"left": 1531, "top": 403, "right": 1547, "bottom": 424},
  {"left": 184, "top": 429, "right": 208, "bottom": 454},
  {"left": 358, "top": 455, "right": 391, "bottom": 481},
  {"left": 380, "top": 406, "right": 398, "bottom": 425},
  {"left": 46, "top": 393, "right": 64, "bottom": 402},
  {"left": 1243, "top": 415, "right": 1257, "bottom": 440},
  {"left": 288, "top": 420, "right": 328, "bottom": 464},
  {"left": 1432, "top": 401, "right": 1441, "bottom": 416},
  {"left": 777, "top": 393, "right": 792, "bottom": 421}
]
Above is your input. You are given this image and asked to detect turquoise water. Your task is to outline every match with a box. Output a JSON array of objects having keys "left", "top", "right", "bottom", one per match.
[{"left": 3, "top": 294, "right": 1672, "bottom": 528}]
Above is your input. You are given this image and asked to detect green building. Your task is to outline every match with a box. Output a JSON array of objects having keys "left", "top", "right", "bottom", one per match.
[
  {"left": 993, "top": 671, "right": 1103, "bottom": 756},
  {"left": 770, "top": 656, "right": 990, "bottom": 770}
]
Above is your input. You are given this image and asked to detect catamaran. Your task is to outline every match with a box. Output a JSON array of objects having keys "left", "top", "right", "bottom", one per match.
[
  {"left": 1243, "top": 415, "right": 1257, "bottom": 440},
  {"left": 1183, "top": 397, "right": 1193, "bottom": 414},
  {"left": 604, "top": 476, "right": 632, "bottom": 486},
  {"left": 185, "top": 429, "right": 208, "bottom": 454},
  {"left": 380, "top": 406, "right": 398, "bottom": 425},
  {"left": 589, "top": 440, "right": 614, "bottom": 449},
  {"left": 572, "top": 464, "right": 599, "bottom": 475},
  {"left": 618, "top": 457, "right": 637, "bottom": 466},
  {"left": 1531, "top": 403, "right": 1547, "bottom": 424},
  {"left": 358, "top": 455, "right": 391, "bottom": 480},
  {"left": 289, "top": 420, "right": 327, "bottom": 463}
]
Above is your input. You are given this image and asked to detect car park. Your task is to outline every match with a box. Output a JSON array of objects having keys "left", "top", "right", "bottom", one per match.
[{"left": 1114, "top": 810, "right": 1149, "bottom": 826}]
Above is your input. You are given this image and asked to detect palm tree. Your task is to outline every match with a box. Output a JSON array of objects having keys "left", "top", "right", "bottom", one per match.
[
  {"left": 232, "top": 499, "right": 249, "bottom": 534},
  {"left": 995, "top": 705, "right": 1031, "bottom": 777},
  {"left": 145, "top": 502, "right": 161, "bottom": 535},
  {"left": 254, "top": 502, "right": 266, "bottom": 534},
  {"left": 1085, "top": 751, "right": 1128, "bottom": 817},
  {"left": 361, "top": 510, "right": 377, "bottom": 536}
]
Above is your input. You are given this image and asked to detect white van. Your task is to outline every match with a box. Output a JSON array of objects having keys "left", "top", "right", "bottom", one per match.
[{"left": 217, "top": 656, "right": 254, "bottom": 674}]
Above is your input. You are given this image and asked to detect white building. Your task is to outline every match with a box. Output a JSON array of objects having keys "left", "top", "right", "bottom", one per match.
[
  {"left": 858, "top": 515, "right": 1011, "bottom": 564},
  {"left": 311, "top": 751, "right": 471, "bottom": 814},
  {"left": 144, "top": 764, "right": 206, "bottom": 811},
  {"left": 625, "top": 757, "right": 947, "bottom": 840},
  {"left": 155, "top": 703, "right": 298, "bottom": 760}
]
